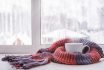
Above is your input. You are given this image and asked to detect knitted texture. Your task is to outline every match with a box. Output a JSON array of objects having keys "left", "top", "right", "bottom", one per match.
[
  {"left": 37, "top": 38, "right": 104, "bottom": 65},
  {"left": 2, "top": 38, "right": 104, "bottom": 69}
]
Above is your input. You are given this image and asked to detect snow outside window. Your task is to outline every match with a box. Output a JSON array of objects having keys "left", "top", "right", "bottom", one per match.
[
  {"left": 41, "top": 0, "right": 104, "bottom": 44},
  {"left": 0, "top": 0, "right": 31, "bottom": 45}
]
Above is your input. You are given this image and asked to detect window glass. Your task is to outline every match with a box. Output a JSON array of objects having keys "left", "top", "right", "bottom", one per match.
[
  {"left": 41, "top": 0, "right": 104, "bottom": 44},
  {"left": 0, "top": 0, "right": 31, "bottom": 45}
]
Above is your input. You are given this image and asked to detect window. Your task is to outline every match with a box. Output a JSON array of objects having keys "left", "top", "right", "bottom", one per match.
[
  {"left": 0, "top": 0, "right": 41, "bottom": 53},
  {"left": 0, "top": 0, "right": 31, "bottom": 45},
  {"left": 41, "top": 0, "right": 104, "bottom": 44}
]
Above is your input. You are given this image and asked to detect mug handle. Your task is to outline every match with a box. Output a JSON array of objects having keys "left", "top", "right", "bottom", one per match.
[{"left": 82, "top": 45, "right": 90, "bottom": 54}]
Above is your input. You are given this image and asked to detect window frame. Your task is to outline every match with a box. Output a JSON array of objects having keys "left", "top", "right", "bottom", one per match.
[
  {"left": 0, "top": 0, "right": 42, "bottom": 54},
  {"left": 0, "top": 0, "right": 103, "bottom": 54},
  {"left": 39, "top": 0, "right": 104, "bottom": 51}
]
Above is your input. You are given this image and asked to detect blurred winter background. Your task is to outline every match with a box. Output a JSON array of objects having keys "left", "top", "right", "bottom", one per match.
[
  {"left": 0, "top": 0, "right": 31, "bottom": 45},
  {"left": 41, "top": 0, "right": 104, "bottom": 44},
  {"left": 0, "top": 0, "right": 104, "bottom": 45}
]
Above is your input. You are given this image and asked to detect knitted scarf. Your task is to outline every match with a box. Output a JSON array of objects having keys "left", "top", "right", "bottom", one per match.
[{"left": 2, "top": 38, "right": 104, "bottom": 69}]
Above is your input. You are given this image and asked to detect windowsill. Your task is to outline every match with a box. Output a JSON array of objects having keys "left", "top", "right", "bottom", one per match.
[{"left": 0, "top": 54, "right": 104, "bottom": 70}]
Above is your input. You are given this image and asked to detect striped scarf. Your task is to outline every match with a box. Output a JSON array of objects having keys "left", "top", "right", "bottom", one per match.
[
  {"left": 2, "top": 38, "right": 104, "bottom": 69},
  {"left": 37, "top": 38, "right": 104, "bottom": 65}
]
